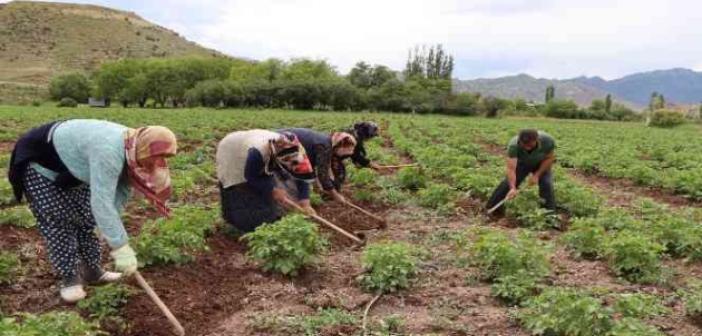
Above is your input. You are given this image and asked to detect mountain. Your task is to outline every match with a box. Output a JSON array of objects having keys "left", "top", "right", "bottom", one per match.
[
  {"left": 454, "top": 68, "right": 702, "bottom": 109},
  {"left": 572, "top": 68, "right": 702, "bottom": 106},
  {"left": 0, "top": 1, "right": 227, "bottom": 103},
  {"left": 452, "top": 74, "right": 637, "bottom": 108}
]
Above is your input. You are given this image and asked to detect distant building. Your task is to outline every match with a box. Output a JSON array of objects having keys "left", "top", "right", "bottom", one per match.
[{"left": 88, "top": 97, "right": 109, "bottom": 108}]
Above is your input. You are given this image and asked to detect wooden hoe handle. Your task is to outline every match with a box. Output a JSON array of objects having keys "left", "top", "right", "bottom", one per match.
[{"left": 134, "top": 271, "right": 186, "bottom": 336}]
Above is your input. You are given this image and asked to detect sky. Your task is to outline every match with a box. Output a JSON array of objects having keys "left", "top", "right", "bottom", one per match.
[{"left": 5, "top": 0, "right": 702, "bottom": 79}]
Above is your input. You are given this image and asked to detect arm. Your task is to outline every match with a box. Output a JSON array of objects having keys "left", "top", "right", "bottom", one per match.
[
  {"left": 506, "top": 157, "right": 518, "bottom": 190},
  {"left": 534, "top": 151, "right": 555, "bottom": 179},
  {"left": 351, "top": 142, "right": 371, "bottom": 168},
  {"left": 88, "top": 149, "right": 129, "bottom": 249},
  {"left": 244, "top": 148, "right": 276, "bottom": 196},
  {"left": 314, "top": 144, "right": 336, "bottom": 192}
]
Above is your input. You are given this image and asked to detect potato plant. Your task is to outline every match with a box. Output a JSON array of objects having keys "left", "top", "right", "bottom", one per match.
[
  {"left": 134, "top": 206, "right": 218, "bottom": 266},
  {"left": 359, "top": 241, "right": 418, "bottom": 293},
  {"left": 0, "top": 251, "right": 20, "bottom": 284},
  {"left": 603, "top": 230, "right": 664, "bottom": 283},
  {"left": 242, "top": 214, "right": 327, "bottom": 276},
  {"left": 467, "top": 228, "right": 551, "bottom": 281}
]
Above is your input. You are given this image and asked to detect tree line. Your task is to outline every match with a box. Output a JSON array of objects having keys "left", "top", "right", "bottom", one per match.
[{"left": 47, "top": 44, "right": 638, "bottom": 121}]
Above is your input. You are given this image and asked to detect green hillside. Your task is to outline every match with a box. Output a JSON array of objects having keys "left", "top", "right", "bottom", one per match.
[{"left": 0, "top": 1, "right": 227, "bottom": 103}]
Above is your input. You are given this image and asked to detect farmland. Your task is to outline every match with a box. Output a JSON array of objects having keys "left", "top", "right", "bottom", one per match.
[{"left": 2, "top": 105, "right": 702, "bottom": 336}]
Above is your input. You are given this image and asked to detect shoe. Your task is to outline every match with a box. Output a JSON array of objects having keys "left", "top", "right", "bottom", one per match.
[
  {"left": 97, "top": 271, "right": 122, "bottom": 283},
  {"left": 83, "top": 267, "right": 122, "bottom": 285},
  {"left": 60, "top": 285, "right": 86, "bottom": 303}
]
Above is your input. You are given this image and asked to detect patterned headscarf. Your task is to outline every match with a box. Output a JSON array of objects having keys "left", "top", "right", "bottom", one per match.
[
  {"left": 124, "top": 126, "right": 177, "bottom": 217},
  {"left": 331, "top": 132, "right": 357, "bottom": 157},
  {"left": 271, "top": 132, "right": 315, "bottom": 182}
]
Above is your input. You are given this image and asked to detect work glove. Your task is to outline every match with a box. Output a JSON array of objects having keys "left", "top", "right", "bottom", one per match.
[{"left": 110, "top": 244, "right": 138, "bottom": 276}]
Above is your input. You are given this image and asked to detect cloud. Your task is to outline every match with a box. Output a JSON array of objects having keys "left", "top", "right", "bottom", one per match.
[{"left": 11, "top": 0, "right": 702, "bottom": 79}]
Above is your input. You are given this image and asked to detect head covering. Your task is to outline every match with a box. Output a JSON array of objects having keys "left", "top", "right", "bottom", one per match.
[
  {"left": 124, "top": 126, "right": 177, "bottom": 217},
  {"left": 270, "top": 132, "right": 315, "bottom": 182},
  {"left": 352, "top": 121, "right": 379, "bottom": 141},
  {"left": 331, "top": 132, "right": 357, "bottom": 157}
]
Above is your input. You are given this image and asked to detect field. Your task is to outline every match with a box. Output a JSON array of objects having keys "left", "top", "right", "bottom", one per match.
[{"left": 2, "top": 105, "right": 702, "bottom": 336}]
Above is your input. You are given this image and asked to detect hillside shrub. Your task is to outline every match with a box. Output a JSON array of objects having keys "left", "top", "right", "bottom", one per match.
[
  {"left": 242, "top": 214, "right": 327, "bottom": 276},
  {"left": 49, "top": 73, "right": 92, "bottom": 103},
  {"left": 359, "top": 241, "right": 418, "bottom": 293},
  {"left": 649, "top": 109, "right": 685, "bottom": 128},
  {"left": 57, "top": 97, "right": 78, "bottom": 107}
]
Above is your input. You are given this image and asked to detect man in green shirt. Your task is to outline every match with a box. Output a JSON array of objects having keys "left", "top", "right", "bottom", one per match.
[{"left": 486, "top": 129, "right": 556, "bottom": 215}]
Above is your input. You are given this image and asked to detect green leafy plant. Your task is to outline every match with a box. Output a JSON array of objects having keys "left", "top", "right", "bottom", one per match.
[
  {"left": 0, "top": 206, "right": 36, "bottom": 228},
  {"left": 491, "top": 271, "right": 540, "bottom": 305},
  {"left": 293, "top": 308, "right": 357, "bottom": 336},
  {"left": 417, "top": 183, "right": 455, "bottom": 213},
  {"left": 468, "top": 228, "right": 551, "bottom": 281},
  {"left": 395, "top": 167, "right": 427, "bottom": 190},
  {"left": 0, "top": 251, "right": 20, "bottom": 284},
  {"left": 678, "top": 280, "right": 702, "bottom": 317},
  {"left": 134, "top": 206, "right": 218, "bottom": 266},
  {"left": 359, "top": 241, "right": 418, "bottom": 293},
  {"left": 506, "top": 189, "right": 558, "bottom": 230},
  {"left": 519, "top": 288, "right": 612, "bottom": 336},
  {"left": 2, "top": 311, "right": 104, "bottom": 335},
  {"left": 561, "top": 218, "right": 607, "bottom": 259},
  {"left": 603, "top": 230, "right": 664, "bottom": 283},
  {"left": 242, "top": 214, "right": 327, "bottom": 276},
  {"left": 78, "top": 284, "right": 132, "bottom": 322},
  {"left": 607, "top": 318, "right": 664, "bottom": 336},
  {"left": 611, "top": 293, "right": 669, "bottom": 319}
]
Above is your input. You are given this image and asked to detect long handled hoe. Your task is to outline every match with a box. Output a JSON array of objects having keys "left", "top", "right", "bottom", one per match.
[
  {"left": 283, "top": 198, "right": 366, "bottom": 245},
  {"left": 134, "top": 272, "right": 186, "bottom": 336},
  {"left": 342, "top": 199, "right": 387, "bottom": 229}
]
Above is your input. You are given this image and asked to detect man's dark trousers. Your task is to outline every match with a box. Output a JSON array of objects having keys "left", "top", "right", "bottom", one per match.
[{"left": 485, "top": 163, "right": 555, "bottom": 214}]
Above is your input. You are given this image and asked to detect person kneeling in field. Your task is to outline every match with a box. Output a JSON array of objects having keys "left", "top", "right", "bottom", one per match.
[
  {"left": 8, "top": 120, "right": 177, "bottom": 302},
  {"left": 280, "top": 128, "right": 357, "bottom": 203},
  {"left": 485, "top": 128, "right": 556, "bottom": 215},
  {"left": 345, "top": 121, "right": 383, "bottom": 171},
  {"left": 216, "top": 130, "right": 316, "bottom": 233}
]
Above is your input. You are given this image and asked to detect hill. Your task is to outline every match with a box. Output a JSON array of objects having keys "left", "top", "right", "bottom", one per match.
[
  {"left": 573, "top": 68, "right": 702, "bottom": 106},
  {"left": 454, "top": 68, "right": 702, "bottom": 109},
  {"left": 0, "top": 1, "right": 226, "bottom": 103},
  {"left": 452, "top": 74, "right": 635, "bottom": 108}
]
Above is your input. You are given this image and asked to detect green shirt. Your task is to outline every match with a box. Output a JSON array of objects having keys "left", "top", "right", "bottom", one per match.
[{"left": 507, "top": 131, "right": 556, "bottom": 168}]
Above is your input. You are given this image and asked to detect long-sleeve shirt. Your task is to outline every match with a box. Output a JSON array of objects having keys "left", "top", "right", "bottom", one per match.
[{"left": 31, "top": 120, "right": 131, "bottom": 249}]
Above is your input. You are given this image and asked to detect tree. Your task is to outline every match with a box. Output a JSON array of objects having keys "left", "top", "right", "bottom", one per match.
[
  {"left": 404, "top": 44, "right": 453, "bottom": 81},
  {"left": 649, "top": 92, "right": 665, "bottom": 111},
  {"left": 348, "top": 62, "right": 373, "bottom": 89},
  {"left": 605, "top": 94, "right": 612, "bottom": 114},
  {"left": 481, "top": 96, "right": 507, "bottom": 118},
  {"left": 543, "top": 99, "right": 579, "bottom": 119},
  {"left": 545, "top": 85, "right": 555, "bottom": 103},
  {"left": 49, "top": 73, "right": 92, "bottom": 103},
  {"left": 281, "top": 59, "right": 337, "bottom": 81}
]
